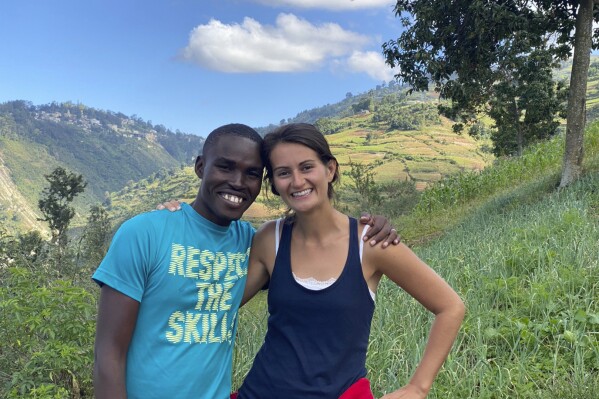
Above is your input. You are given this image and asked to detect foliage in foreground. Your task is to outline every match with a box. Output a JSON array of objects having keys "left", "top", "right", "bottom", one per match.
[
  {"left": 0, "top": 265, "right": 96, "bottom": 398},
  {"left": 375, "top": 172, "right": 599, "bottom": 397},
  {"left": 0, "top": 227, "right": 100, "bottom": 398}
]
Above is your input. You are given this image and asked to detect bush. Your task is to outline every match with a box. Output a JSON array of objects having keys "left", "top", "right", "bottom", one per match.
[
  {"left": 0, "top": 265, "right": 96, "bottom": 398},
  {"left": 339, "top": 161, "right": 420, "bottom": 219}
]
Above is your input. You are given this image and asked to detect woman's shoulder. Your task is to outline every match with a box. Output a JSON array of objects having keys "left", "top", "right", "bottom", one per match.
[
  {"left": 253, "top": 218, "right": 283, "bottom": 243},
  {"left": 250, "top": 219, "right": 282, "bottom": 266},
  {"left": 256, "top": 218, "right": 280, "bottom": 233}
]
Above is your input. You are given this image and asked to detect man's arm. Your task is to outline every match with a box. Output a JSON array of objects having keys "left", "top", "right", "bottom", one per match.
[{"left": 94, "top": 285, "right": 140, "bottom": 399}]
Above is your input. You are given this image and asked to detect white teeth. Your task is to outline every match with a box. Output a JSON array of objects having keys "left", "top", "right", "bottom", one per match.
[
  {"left": 292, "top": 189, "right": 312, "bottom": 197},
  {"left": 222, "top": 193, "right": 243, "bottom": 204}
]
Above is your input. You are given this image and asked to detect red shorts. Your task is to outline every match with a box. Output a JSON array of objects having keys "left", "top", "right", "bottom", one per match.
[
  {"left": 339, "top": 378, "right": 375, "bottom": 399},
  {"left": 230, "top": 377, "right": 374, "bottom": 399}
]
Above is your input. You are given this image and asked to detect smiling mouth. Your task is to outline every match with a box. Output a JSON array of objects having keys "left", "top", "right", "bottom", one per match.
[
  {"left": 221, "top": 193, "right": 244, "bottom": 205},
  {"left": 291, "top": 189, "right": 312, "bottom": 198}
]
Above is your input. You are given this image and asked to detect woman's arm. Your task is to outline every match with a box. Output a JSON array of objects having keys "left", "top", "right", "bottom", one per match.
[
  {"left": 365, "top": 244, "right": 465, "bottom": 398},
  {"left": 240, "top": 221, "right": 276, "bottom": 306}
]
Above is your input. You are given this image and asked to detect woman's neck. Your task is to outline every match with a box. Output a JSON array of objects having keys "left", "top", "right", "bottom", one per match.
[{"left": 291, "top": 203, "right": 347, "bottom": 244}]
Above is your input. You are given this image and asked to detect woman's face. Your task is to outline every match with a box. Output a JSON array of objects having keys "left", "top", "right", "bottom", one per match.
[{"left": 269, "top": 142, "right": 336, "bottom": 213}]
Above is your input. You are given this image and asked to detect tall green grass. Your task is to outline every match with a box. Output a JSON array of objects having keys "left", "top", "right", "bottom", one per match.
[
  {"left": 366, "top": 172, "right": 599, "bottom": 398},
  {"left": 401, "top": 123, "right": 599, "bottom": 242},
  {"left": 233, "top": 125, "right": 599, "bottom": 398}
]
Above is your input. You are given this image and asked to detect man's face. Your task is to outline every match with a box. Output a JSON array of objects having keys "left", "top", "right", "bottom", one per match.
[{"left": 194, "top": 135, "right": 263, "bottom": 226}]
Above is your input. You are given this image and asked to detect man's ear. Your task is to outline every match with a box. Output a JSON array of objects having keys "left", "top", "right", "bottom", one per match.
[{"left": 195, "top": 155, "right": 204, "bottom": 179}]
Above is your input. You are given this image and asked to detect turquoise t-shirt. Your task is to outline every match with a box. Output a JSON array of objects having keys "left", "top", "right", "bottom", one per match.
[{"left": 93, "top": 203, "right": 255, "bottom": 399}]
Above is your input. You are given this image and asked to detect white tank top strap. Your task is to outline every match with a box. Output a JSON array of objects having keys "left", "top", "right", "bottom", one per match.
[
  {"left": 359, "top": 224, "right": 369, "bottom": 262},
  {"left": 275, "top": 218, "right": 283, "bottom": 256}
]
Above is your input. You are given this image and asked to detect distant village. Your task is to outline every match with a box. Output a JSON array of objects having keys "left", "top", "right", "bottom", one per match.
[{"left": 34, "top": 108, "right": 158, "bottom": 142}]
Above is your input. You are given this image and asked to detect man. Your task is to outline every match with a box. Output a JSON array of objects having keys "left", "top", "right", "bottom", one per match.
[{"left": 93, "top": 123, "right": 397, "bottom": 399}]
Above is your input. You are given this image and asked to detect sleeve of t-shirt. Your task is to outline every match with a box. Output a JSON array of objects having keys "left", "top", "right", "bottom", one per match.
[{"left": 92, "top": 215, "right": 154, "bottom": 302}]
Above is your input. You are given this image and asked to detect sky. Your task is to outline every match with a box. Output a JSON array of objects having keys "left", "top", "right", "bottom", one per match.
[{"left": 0, "top": 0, "right": 404, "bottom": 137}]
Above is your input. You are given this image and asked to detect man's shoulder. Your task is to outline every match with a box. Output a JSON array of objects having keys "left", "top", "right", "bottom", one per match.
[
  {"left": 130, "top": 208, "right": 175, "bottom": 223},
  {"left": 231, "top": 219, "right": 256, "bottom": 236},
  {"left": 116, "top": 209, "right": 180, "bottom": 236}
]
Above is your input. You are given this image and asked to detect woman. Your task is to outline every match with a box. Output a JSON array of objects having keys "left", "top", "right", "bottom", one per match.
[{"left": 236, "top": 123, "right": 465, "bottom": 399}]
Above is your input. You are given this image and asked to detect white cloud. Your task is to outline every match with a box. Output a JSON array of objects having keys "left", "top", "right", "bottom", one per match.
[
  {"left": 346, "top": 50, "right": 398, "bottom": 81},
  {"left": 181, "top": 13, "right": 370, "bottom": 73},
  {"left": 252, "top": 0, "right": 395, "bottom": 11}
]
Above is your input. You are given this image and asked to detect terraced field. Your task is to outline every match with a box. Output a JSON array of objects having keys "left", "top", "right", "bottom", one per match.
[{"left": 327, "top": 113, "right": 490, "bottom": 189}]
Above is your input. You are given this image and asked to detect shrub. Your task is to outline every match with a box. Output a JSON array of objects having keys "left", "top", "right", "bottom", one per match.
[{"left": 0, "top": 265, "right": 96, "bottom": 398}]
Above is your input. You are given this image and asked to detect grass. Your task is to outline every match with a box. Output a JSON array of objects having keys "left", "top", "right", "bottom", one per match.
[
  {"left": 395, "top": 123, "right": 599, "bottom": 243},
  {"left": 326, "top": 114, "right": 490, "bottom": 185},
  {"left": 404, "top": 172, "right": 599, "bottom": 398}
]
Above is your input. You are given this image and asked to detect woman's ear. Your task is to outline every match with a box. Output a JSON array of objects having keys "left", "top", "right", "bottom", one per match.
[{"left": 326, "top": 159, "right": 337, "bottom": 183}]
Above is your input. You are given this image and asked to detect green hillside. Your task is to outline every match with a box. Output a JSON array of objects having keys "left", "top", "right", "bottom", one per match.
[
  {"left": 257, "top": 80, "right": 436, "bottom": 130},
  {"left": 106, "top": 83, "right": 491, "bottom": 226},
  {"left": 0, "top": 101, "right": 204, "bottom": 233},
  {"left": 326, "top": 112, "right": 488, "bottom": 186}
]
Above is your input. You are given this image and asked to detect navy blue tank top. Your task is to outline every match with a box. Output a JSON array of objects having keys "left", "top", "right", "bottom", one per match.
[{"left": 237, "top": 217, "right": 375, "bottom": 399}]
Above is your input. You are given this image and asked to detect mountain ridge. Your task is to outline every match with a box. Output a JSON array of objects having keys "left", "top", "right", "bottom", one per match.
[{"left": 0, "top": 100, "right": 204, "bottom": 233}]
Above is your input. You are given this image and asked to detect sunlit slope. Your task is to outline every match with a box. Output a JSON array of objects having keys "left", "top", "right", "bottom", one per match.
[{"left": 326, "top": 113, "right": 489, "bottom": 189}]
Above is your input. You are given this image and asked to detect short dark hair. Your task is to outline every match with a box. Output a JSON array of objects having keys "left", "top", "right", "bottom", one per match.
[
  {"left": 262, "top": 123, "right": 339, "bottom": 199},
  {"left": 202, "top": 123, "right": 263, "bottom": 156}
]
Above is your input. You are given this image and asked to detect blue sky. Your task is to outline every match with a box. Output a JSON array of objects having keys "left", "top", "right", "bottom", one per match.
[{"left": 0, "top": 0, "right": 403, "bottom": 137}]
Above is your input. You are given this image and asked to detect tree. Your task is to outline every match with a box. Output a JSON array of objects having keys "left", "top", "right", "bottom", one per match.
[
  {"left": 383, "top": 1, "right": 598, "bottom": 184},
  {"left": 81, "top": 205, "right": 111, "bottom": 266},
  {"left": 351, "top": 97, "right": 373, "bottom": 113},
  {"left": 314, "top": 117, "right": 349, "bottom": 135},
  {"left": 487, "top": 49, "right": 568, "bottom": 156},
  {"left": 373, "top": 95, "right": 440, "bottom": 131},
  {"left": 344, "top": 160, "right": 382, "bottom": 211},
  {"left": 560, "top": 0, "right": 595, "bottom": 186},
  {"left": 38, "top": 167, "right": 87, "bottom": 245}
]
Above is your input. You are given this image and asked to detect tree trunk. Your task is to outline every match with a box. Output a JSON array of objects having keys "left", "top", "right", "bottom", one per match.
[
  {"left": 512, "top": 98, "right": 523, "bottom": 156},
  {"left": 560, "top": 0, "right": 594, "bottom": 187}
]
